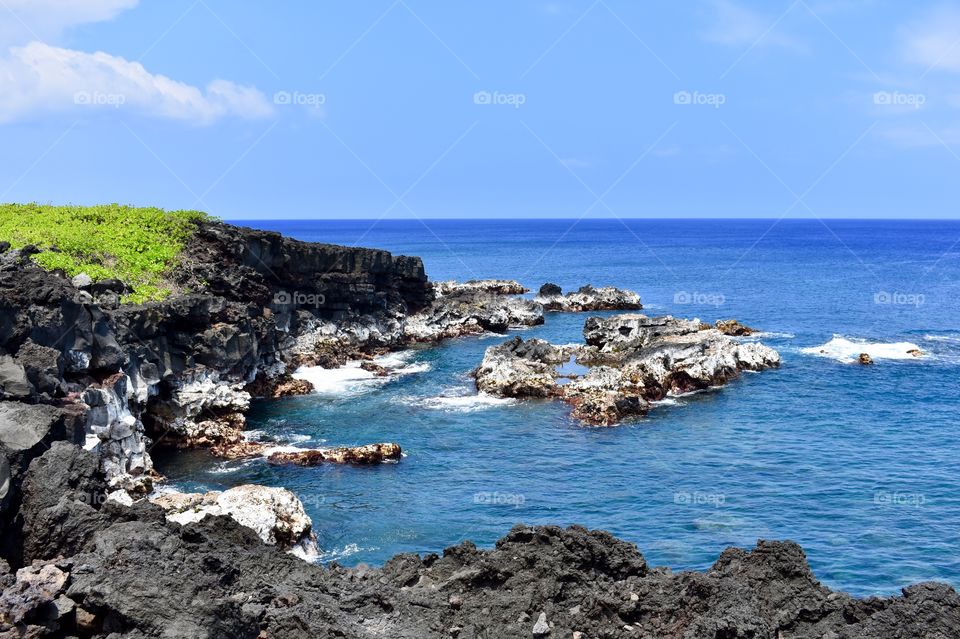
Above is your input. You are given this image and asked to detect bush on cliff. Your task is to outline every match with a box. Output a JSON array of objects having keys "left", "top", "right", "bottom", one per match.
[{"left": 0, "top": 203, "right": 211, "bottom": 302}]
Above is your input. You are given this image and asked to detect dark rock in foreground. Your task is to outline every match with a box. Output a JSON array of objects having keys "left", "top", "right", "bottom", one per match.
[{"left": 1, "top": 443, "right": 957, "bottom": 639}]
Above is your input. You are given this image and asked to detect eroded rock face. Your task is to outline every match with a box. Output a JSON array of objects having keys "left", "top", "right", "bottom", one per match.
[
  {"left": 404, "top": 280, "right": 544, "bottom": 342},
  {"left": 433, "top": 279, "right": 529, "bottom": 296},
  {"left": 0, "top": 221, "right": 430, "bottom": 497},
  {"left": 535, "top": 284, "right": 643, "bottom": 312},
  {"left": 474, "top": 336, "right": 569, "bottom": 398},
  {"left": 150, "top": 485, "right": 317, "bottom": 551},
  {"left": 476, "top": 314, "right": 780, "bottom": 425}
]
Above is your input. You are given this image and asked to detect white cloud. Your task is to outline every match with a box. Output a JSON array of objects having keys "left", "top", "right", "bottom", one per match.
[
  {"left": 0, "top": 1, "right": 273, "bottom": 124},
  {"left": 900, "top": 6, "right": 960, "bottom": 74},
  {"left": 0, "top": 0, "right": 139, "bottom": 44},
  {"left": 701, "top": 0, "right": 802, "bottom": 50},
  {"left": 0, "top": 42, "right": 273, "bottom": 124}
]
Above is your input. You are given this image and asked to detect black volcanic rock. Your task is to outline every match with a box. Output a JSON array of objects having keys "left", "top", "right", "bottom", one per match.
[{"left": 4, "top": 443, "right": 957, "bottom": 639}]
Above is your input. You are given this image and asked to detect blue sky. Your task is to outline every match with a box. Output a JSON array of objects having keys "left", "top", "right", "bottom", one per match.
[{"left": 1, "top": 1, "right": 959, "bottom": 219}]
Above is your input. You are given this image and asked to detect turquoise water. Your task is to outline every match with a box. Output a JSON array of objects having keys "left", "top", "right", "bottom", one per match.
[{"left": 158, "top": 219, "right": 960, "bottom": 596}]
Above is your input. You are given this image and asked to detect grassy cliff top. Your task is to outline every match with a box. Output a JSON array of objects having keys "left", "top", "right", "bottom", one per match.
[{"left": 0, "top": 203, "right": 212, "bottom": 303}]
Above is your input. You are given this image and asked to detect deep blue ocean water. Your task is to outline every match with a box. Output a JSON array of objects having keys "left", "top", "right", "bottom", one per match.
[{"left": 157, "top": 219, "right": 960, "bottom": 596}]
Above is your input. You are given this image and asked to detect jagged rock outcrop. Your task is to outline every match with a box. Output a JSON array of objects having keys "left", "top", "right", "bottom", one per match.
[
  {"left": 404, "top": 279, "right": 543, "bottom": 342},
  {"left": 0, "top": 220, "right": 430, "bottom": 499},
  {"left": 476, "top": 314, "right": 780, "bottom": 425},
  {"left": 2, "top": 443, "right": 956, "bottom": 639},
  {"left": 150, "top": 485, "right": 317, "bottom": 553},
  {"left": 535, "top": 283, "right": 643, "bottom": 312},
  {"left": 433, "top": 279, "right": 528, "bottom": 296}
]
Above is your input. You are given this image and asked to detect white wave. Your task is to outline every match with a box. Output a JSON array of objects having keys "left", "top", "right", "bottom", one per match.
[
  {"left": 407, "top": 392, "right": 518, "bottom": 413},
  {"left": 652, "top": 397, "right": 682, "bottom": 407},
  {"left": 395, "top": 362, "right": 431, "bottom": 375},
  {"left": 292, "top": 351, "right": 429, "bottom": 397},
  {"left": 261, "top": 443, "right": 312, "bottom": 456},
  {"left": 923, "top": 333, "right": 960, "bottom": 344},
  {"left": 317, "top": 543, "right": 374, "bottom": 563},
  {"left": 372, "top": 350, "right": 415, "bottom": 368},
  {"left": 742, "top": 331, "right": 795, "bottom": 340},
  {"left": 207, "top": 459, "right": 256, "bottom": 475},
  {"left": 292, "top": 362, "right": 381, "bottom": 395},
  {"left": 801, "top": 336, "right": 924, "bottom": 363}
]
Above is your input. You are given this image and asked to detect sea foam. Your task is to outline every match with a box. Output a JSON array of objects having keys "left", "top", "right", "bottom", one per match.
[
  {"left": 292, "top": 350, "right": 429, "bottom": 396},
  {"left": 801, "top": 336, "right": 924, "bottom": 363}
]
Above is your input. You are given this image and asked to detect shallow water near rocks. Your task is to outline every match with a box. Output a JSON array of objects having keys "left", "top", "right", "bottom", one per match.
[{"left": 156, "top": 219, "right": 960, "bottom": 596}]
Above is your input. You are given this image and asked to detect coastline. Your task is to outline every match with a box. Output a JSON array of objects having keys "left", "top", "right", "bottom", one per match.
[{"left": 0, "top": 216, "right": 957, "bottom": 637}]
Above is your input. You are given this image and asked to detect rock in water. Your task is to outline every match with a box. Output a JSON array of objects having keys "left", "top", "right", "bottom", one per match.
[
  {"left": 535, "top": 284, "right": 642, "bottom": 312},
  {"left": 858, "top": 352, "right": 874, "bottom": 365},
  {"left": 475, "top": 314, "right": 779, "bottom": 425},
  {"left": 267, "top": 442, "right": 402, "bottom": 466},
  {"left": 405, "top": 279, "right": 543, "bottom": 342},
  {"left": 714, "top": 318, "right": 756, "bottom": 336}
]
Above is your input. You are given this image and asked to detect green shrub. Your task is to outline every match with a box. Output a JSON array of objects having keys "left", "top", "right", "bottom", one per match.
[{"left": 0, "top": 203, "right": 212, "bottom": 303}]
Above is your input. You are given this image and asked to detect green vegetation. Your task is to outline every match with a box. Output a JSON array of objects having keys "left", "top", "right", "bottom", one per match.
[{"left": 0, "top": 203, "right": 211, "bottom": 303}]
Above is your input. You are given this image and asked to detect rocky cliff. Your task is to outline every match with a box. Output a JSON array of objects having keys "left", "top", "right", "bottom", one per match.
[
  {"left": 0, "top": 220, "right": 430, "bottom": 547},
  {"left": 0, "top": 220, "right": 956, "bottom": 638}
]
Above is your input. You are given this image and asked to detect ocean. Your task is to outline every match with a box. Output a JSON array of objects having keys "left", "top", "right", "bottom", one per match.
[{"left": 156, "top": 218, "right": 960, "bottom": 596}]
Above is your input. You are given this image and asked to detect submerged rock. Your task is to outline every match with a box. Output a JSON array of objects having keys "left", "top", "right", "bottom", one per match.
[
  {"left": 476, "top": 313, "right": 780, "bottom": 425},
  {"left": 535, "top": 284, "right": 642, "bottom": 312}
]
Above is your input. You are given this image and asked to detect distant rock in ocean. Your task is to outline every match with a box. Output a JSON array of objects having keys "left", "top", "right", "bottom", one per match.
[
  {"left": 476, "top": 313, "right": 780, "bottom": 425},
  {"left": 534, "top": 283, "right": 643, "bottom": 312}
]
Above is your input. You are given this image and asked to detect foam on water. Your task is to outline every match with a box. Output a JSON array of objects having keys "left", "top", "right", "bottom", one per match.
[
  {"left": 317, "top": 543, "right": 372, "bottom": 564},
  {"left": 423, "top": 394, "right": 517, "bottom": 412},
  {"left": 293, "top": 362, "right": 380, "bottom": 395},
  {"left": 741, "top": 331, "right": 795, "bottom": 340},
  {"left": 406, "top": 392, "right": 518, "bottom": 413},
  {"left": 292, "top": 351, "right": 430, "bottom": 396},
  {"left": 801, "top": 336, "right": 924, "bottom": 363}
]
